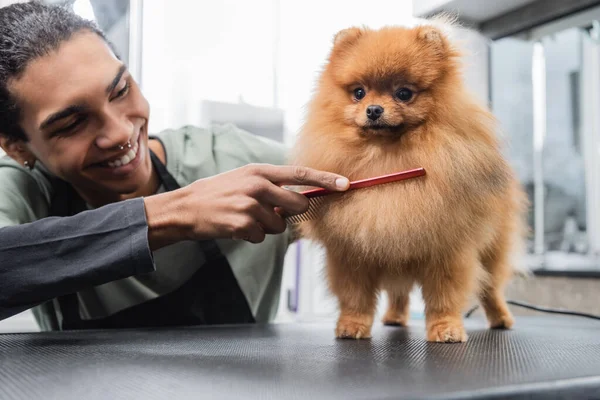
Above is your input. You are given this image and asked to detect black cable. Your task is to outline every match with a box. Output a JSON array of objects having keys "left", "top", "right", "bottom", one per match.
[
  {"left": 464, "top": 299, "right": 600, "bottom": 321},
  {"left": 464, "top": 305, "right": 479, "bottom": 318}
]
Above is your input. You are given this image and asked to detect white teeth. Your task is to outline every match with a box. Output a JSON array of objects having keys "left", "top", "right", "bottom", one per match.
[{"left": 104, "top": 139, "right": 139, "bottom": 168}]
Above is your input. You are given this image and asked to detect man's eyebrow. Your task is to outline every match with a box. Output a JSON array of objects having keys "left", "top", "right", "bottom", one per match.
[
  {"left": 39, "top": 65, "right": 127, "bottom": 131},
  {"left": 39, "top": 105, "right": 87, "bottom": 130},
  {"left": 106, "top": 64, "right": 127, "bottom": 94}
]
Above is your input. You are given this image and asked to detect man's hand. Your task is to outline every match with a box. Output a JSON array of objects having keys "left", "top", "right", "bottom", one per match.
[{"left": 144, "top": 164, "right": 349, "bottom": 249}]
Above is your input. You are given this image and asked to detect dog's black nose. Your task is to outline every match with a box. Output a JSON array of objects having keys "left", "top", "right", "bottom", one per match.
[{"left": 366, "top": 105, "right": 384, "bottom": 121}]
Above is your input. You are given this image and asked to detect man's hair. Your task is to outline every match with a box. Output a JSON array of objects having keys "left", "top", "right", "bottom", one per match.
[{"left": 0, "top": 1, "right": 111, "bottom": 141}]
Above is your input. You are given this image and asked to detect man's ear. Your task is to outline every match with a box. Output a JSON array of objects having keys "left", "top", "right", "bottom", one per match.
[{"left": 0, "top": 135, "right": 36, "bottom": 169}]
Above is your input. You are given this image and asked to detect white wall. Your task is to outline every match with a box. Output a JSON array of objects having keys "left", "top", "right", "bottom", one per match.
[
  {"left": 140, "top": 0, "right": 278, "bottom": 134},
  {"left": 412, "top": 0, "right": 452, "bottom": 19}
]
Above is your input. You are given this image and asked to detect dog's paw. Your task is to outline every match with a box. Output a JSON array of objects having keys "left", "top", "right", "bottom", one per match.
[
  {"left": 336, "top": 317, "right": 372, "bottom": 339},
  {"left": 382, "top": 310, "right": 408, "bottom": 327},
  {"left": 488, "top": 312, "right": 514, "bottom": 330},
  {"left": 426, "top": 321, "right": 467, "bottom": 343}
]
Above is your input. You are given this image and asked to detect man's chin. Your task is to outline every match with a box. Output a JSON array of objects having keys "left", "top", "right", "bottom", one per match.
[{"left": 77, "top": 154, "right": 155, "bottom": 202}]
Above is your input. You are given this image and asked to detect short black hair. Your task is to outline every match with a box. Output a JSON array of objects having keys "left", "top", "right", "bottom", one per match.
[{"left": 0, "top": 1, "right": 112, "bottom": 141}]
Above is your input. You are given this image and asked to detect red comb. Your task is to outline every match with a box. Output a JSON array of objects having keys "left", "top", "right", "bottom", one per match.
[{"left": 285, "top": 167, "right": 426, "bottom": 224}]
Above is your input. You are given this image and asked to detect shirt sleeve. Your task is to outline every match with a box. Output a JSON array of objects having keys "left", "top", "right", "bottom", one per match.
[{"left": 0, "top": 160, "right": 155, "bottom": 321}]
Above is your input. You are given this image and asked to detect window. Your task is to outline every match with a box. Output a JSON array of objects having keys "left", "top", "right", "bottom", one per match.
[{"left": 490, "top": 11, "right": 600, "bottom": 271}]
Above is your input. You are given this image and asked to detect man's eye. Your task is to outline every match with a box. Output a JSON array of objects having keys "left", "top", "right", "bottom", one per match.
[
  {"left": 111, "top": 81, "right": 130, "bottom": 101},
  {"left": 53, "top": 116, "right": 86, "bottom": 136}
]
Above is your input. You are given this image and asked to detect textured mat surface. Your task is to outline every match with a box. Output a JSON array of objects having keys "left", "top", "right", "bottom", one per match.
[{"left": 1, "top": 317, "right": 600, "bottom": 399}]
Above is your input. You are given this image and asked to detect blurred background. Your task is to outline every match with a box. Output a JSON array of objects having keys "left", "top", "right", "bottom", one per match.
[{"left": 1, "top": 0, "right": 600, "bottom": 332}]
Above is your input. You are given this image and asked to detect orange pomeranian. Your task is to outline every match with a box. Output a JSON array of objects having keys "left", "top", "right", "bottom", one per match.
[{"left": 290, "top": 22, "right": 528, "bottom": 343}]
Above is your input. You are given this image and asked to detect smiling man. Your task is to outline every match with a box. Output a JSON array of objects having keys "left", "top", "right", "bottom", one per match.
[{"left": 0, "top": 2, "right": 349, "bottom": 331}]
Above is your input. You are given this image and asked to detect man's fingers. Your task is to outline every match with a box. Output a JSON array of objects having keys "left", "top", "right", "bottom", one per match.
[
  {"left": 254, "top": 204, "right": 287, "bottom": 235},
  {"left": 262, "top": 185, "right": 310, "bottom": 216},
  {"left": 255, "top": 164, "right": 350, "bottom": 192}
]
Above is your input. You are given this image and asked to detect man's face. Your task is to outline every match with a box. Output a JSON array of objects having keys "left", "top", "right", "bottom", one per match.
[{"left": 8, "top": 31, "right": 153, "bottom": 200}]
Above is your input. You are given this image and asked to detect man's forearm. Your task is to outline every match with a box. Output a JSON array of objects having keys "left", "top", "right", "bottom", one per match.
[{"left": 0, "top": 198, "right": 155, "bottom": 321}]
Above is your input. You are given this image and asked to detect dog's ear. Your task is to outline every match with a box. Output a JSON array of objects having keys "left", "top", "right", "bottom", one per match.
[
  {"left": 332, "top": 27, "right": 363, "bottom": 49},
  {"left": 416, "top": 25, "right": 449, "bottom": 58}
]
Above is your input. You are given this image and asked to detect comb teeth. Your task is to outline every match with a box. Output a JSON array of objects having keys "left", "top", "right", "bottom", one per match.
[{"left": 285, "top": 196, "right": 326, "bottom": 224}]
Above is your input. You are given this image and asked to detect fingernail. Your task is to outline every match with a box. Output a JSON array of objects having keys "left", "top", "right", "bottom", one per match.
[{"left": 335, "top": 177, "right": 349, "bottom": 190}]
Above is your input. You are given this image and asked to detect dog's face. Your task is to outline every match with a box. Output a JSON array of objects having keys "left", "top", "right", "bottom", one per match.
[
  {"left": 321, "top": 25, "right": 457, "bottom": 139},
  {"left": 345, "top": 79, "right": 423, "bottom": 138}
]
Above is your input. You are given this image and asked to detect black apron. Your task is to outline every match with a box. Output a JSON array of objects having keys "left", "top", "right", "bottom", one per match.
[{"left": 46, "top": 148, "right": 255, "bottom": 330}]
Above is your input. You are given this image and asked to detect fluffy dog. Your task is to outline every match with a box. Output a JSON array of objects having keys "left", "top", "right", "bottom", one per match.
[{"left": 290, "top": 21, "right": 527, "bottom": 342}]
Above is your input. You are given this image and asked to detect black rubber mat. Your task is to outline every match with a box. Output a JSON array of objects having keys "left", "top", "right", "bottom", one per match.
[{"left": 1, "top": 316, "right": 600, "bottom": 399}]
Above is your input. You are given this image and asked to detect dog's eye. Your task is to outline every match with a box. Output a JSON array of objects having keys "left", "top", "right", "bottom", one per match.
[
  {"left": 395, "top": 88, "right": 413, "bottom": 101},
  {"left": 353, "top": 88, "right": 366, "bottom": 101}
]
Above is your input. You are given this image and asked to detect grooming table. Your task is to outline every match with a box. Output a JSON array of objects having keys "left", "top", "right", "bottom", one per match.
[{"left": 1, "top": 316, "right": 599, "bottom": 399}]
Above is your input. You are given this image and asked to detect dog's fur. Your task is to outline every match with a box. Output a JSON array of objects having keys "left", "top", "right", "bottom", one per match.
[{"left": 290, "top": 22, "right": 527, "bottom": 342}]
